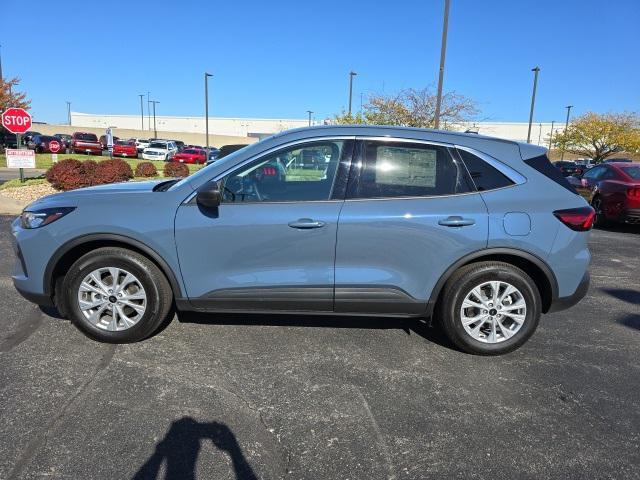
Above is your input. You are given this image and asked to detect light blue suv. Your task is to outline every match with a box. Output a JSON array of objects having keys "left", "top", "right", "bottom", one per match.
[{"left": 11, "top": 126, "right": 594, "bottom": 355}]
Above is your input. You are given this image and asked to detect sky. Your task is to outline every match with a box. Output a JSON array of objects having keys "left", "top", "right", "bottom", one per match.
[{"left": 2, "top": 0, "right": 639, "bottom": 124}]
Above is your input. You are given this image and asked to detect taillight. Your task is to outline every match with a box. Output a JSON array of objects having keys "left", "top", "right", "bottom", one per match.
[
  {"left": 627, "top": 188, "right": 640, "bottom": 199},
  {"left": 553, "top": 206, "right": 596, "bottom": 231}
]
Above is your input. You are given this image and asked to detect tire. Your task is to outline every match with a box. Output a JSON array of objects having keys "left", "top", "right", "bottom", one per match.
[
  {"left": 63, "top": 247, "right": 173, "bottom": 343},
  {"left": 591, "top": 197, "right": 609, "bottom": 228},
  {"left": 436, "top": 261, "right": 541, "bottom": 355}
]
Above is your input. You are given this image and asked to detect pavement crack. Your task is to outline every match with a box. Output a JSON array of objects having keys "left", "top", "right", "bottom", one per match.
[{"left": 7, "top": 344, "right": 116, "bottom": 480}]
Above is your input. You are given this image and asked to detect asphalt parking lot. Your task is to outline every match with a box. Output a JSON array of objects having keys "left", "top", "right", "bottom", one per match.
[{"left": 0, "top": 215, "right": 638, "bottom": 480}]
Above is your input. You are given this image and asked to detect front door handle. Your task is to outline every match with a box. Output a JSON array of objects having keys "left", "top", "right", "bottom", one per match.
[
  {"left": 288, "top": 218, "right": 326, "bottom": 229},
  {"left": 438, "top": 216, "right": 476, "bottom": 227}
]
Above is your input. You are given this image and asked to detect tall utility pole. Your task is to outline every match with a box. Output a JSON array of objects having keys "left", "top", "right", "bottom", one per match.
[
  {"left": 0, "top": 44, "right": 3, "bottom": 81},
  {"left": 526, "top": 66, "right": 540, "bottom": 143},
  {"left": 150, "top": 100, "right": 160, "bottom": 138},
  {"left": 204, "top": 72, "right": 213, "bottom": 154},
  {"left": 560, "top": 105, "right": 573, "bottom": 160},
  {"left": 348, "top": 71, "right": 357, "bottom": 115},
  {"left": 138, "top": 94, "right": 145, "bottom": 130},
  {"left": 548, "top": 120, "right": 555, "bottom": 150},
  {"left": 306, "top": 110, "right": 313, "bottom": 126},
  {"left": 66, "top": 101, "right": 71, "bottom": 125},
  {"left": 434, "top": 0, "right": 451, "bottom": 129},
  {"left": 147, "top": 92, "right": 151, "bottom": 132}
]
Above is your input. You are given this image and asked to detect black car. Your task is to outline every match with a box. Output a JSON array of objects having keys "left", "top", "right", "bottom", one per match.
[
  {"left": 172, "top": 140, "right": 186, "bottom": 152},
  {"left": 553, "top": 161, "right": 582, "bottom": 177},
  {"left": 0, "top": 127, "right": 18, "bottom": 148},
  {"left": 205, "top": 144, "right": 248, "bottom": 165},
  {"left": 604, "top": 158, "right": 633, "bottom": 163},
  {"left": 29, "top": 135, "right": 64, "bottom": 153},
  {"left": 54, "top": 133, "right": 73, "bottom": 149}
]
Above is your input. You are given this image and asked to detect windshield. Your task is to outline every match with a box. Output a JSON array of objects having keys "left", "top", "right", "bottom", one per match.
[
  {"left": 621, "top": 166, "right": 640, "bottom": 180},
  {"left": 76, "top": 133, "right": 98, "bottom": 141},
  {"left": 149, "top": 142, "right": 167, "bottom": 149},
  {"left": 169, "top": 143, "right": 256, "bottom": 191}
]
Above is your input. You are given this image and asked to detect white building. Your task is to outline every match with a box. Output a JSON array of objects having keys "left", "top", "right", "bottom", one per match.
[{"left": 70, "top": 112, "right": 565, "bottom": 146}]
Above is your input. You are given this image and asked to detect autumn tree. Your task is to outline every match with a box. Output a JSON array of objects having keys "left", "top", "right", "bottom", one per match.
[
  {"left": 0, "top": 77, "right": 31, "bottom": 112},
  {"left": 333, "top": 87, "right": 478, "bottom": 129},
  {"left": 552, "top": 112, "right": 640, "bottom": 163}
]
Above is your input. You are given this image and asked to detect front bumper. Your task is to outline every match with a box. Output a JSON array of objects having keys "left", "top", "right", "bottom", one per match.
[{"left": 547, "top": 271, "right": 590, "bottom": 313}]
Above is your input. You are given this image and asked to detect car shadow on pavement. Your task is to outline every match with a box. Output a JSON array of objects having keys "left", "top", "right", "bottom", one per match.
[
  {"left": 617, "top": 314, "right": 640, "bottom": 331},
  {"left": 132, "top": 417, "right": 258, "bottom": 480},
  {"left": 601, "top": 288, "right": 640, "bottom": 305},
  {"left": 176, "top": 311, "right": 458, "bottom": 351}
]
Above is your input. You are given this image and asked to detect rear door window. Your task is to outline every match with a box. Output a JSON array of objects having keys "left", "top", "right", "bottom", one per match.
[{"left": 347, "top": 140, "right": 471, "bottom": 199}]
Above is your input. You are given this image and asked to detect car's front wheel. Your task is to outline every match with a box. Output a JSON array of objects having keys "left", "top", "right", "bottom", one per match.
[
  {"left": 437, "top": 261, "right": 541, "bottom": 355},
  {"left": 64, "top": 247, "right": 173, "bottom": 343}
]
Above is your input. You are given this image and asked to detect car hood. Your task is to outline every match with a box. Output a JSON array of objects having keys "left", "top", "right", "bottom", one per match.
[{"left": 25, "top": 180, "right": 173, "bottom": 210}]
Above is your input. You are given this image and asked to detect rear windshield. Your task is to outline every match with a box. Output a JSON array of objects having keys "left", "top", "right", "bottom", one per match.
[
  {"left": 40, "top": 136, "right": 58, "bottom": 142},
  {"left": 620, "top": 166, "right": 640, "bottom": 180},
  {"left": 555, "top": 161, "right": 574, "bottom": 167},
  {"left": 116, "top": 140, "right": 133, "bottom": 145},
  {"left": 149, "top": 142, "right": 167, "bottom": 149},
  {"left": 76, "top": 133, "right": 98, "bottom": 141},
  {"left": 525, "top": 155, "right": 577, "bottom": 194}
]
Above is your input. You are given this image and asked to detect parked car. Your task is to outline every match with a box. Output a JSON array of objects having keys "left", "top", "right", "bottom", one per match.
[
  {"left": 207, "top": 148, "right": 220, "bottom": 163},
  {"left": 71, "top": 132, "right": 102, "bottom": 155},
  {"left": 28, "top": 135, "right": 65, "bottom": 153},
  {"left": 11, "top": 126, "right": 593, "bottom": 355},
  {"left": 112, "top": 140, "right": 138, "bottom": 158},
  {"left": 142, "top": 140, "right": 178, "bottom": 161},
  {"left": 172, "top": 140, "right": 186, "bottom": 152},
  {"left": 0, "top": 128, "right": 18, "bottom": 148},
  {"left": 99, "top": 135, "right": 120, "bottom": 150},
  {"left": 131, "top": 138, "right": 150, "bottom": 152},
  {"left": 572, "top": 162, "right": 640, "bottom": 226},
  {"left": 205, "top": 144, "right": 248, "bottom": 165},
  {"left": 553, "top": 161, "right": 582, "bottom": 177},
  {"left": 172, "top": 148, "right": 207, "bottom": 164},
  {"left": 574, "top": 158, "right": 593, "bottom": 169},
  {"left": 54, "top": 134, "right": 73, "bottom": 150},
  {"left": 22, "top": 131, "right": 42, "bottom": 145}
]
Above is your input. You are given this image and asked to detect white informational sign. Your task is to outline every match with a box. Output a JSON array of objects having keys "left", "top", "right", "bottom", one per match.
[
  {"left": 6, "top": 149, "right": 36, "bottom": 169},
  {"left": 106, "top": 127, "right": 114, "bottom": 149},
  {"left": 51, "top": 153, "right": 58, "bottom": 163},
  {"left": 375, "top": 146, "right": 437, "bottom": 187}
]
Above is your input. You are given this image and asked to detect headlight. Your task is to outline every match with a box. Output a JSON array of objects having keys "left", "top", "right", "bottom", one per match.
[{"left": 21, "top": 207, "right": 75, "bottom": 229}]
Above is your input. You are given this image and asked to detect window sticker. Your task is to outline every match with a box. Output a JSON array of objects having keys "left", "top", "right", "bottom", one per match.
[{"left": 375, "top": 147, "right": 437, "bottom": 187}]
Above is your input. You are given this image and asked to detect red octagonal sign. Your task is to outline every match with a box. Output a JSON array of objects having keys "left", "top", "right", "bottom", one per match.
[{"left": 1, "top": 107, "right": 32, "bottom": 134}]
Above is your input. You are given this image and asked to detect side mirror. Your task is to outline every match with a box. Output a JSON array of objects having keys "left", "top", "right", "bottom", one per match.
[{"left": 196, "top": 183, "right": 221, "bottom": 208}]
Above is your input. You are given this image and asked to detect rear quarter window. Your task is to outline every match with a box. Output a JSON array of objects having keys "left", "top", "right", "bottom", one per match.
[{"left": 524, "top": 154, "right": 577, "bottom": 194}]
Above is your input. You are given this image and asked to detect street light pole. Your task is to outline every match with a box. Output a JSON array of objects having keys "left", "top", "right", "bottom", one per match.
[
  {"left": 138, "top": 94, "right": 145, "bottom": 130},
  {"left": 204, "top": 72, "right": 212, "bottom": 155},
  {"left": 526, "top": 66, "right": 540, "bottom": 143},
  {"left": 348, "top": 71, "right": 357, "bottom": 116},
  {"left": 434, "top": 0, "right": 451, "bottom": 129},
  {"left": 548, "top": 120, "right": 555, "bottom": 151},
  {"left": 150, "top": 100, "right": 160, "bottom": 138},
  {"left": 560, "top": 105, "right": 573, "bottom": 160},
  {"left": 306, "top": 110, "right": 313, "bottom": 126},
  {"left": 66, "top": 101, "right": 71, "bottom": 125},
  {"left": 147, "top": 92, "right": 151, "bottom": 132}
]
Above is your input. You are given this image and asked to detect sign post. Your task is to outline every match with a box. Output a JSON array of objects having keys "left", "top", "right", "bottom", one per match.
[
  {"left": 106, "top": 127, "right": 114, "bottom": 159},
  {"left": 1, "top": 108, "right": 33, "bottom": 182}
]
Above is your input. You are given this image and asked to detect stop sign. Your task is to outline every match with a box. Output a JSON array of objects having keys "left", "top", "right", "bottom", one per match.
[
  {"left": 1, "top": 107, "right": 32, "bottom": 134},
  {"left": 49, "top": 140, "right": 61, "bottom": 153}
]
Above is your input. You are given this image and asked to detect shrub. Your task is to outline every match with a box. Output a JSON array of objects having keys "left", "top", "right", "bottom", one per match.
[
  {"left": 163, "top": 162, "right": 189, "bottom": 178},
  {"left": 93, "top": 159, "right": 133, "bottom": 185},
  {"left": 135, "top": 161, "right": 158, "bottom": 177},
  {"left": 82, "top": 160, "right": 99, "bottom": 179},
  {"left": 46, "top": 159, "right": 92, "bottom": 191}
]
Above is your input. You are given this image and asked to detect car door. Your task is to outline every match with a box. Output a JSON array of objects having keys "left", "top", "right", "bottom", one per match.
[
  {"left": 334, "top": 138, "right": 488, "bottom": 315},
  {"left": 174, "top": 138, "right": 354, "bottom": 312},
  {"left": 575, "top": 165, "right": 606, "bottom": 201}
]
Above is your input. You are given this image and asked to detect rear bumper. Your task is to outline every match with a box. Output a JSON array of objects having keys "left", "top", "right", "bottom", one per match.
[
  {"left": 547, "top": 271, "right": 590, "bottom": 313},
  {"left": 623, "top": 208, "right": 640, "bottom": 224}
]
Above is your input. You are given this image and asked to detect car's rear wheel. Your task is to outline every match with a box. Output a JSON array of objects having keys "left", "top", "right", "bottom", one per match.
[
  {"left": 64, "top": 247, "right": 173, "bottom": 343},
  {"left": 437, "top": 261, "right": 541, "bottom": 355}
]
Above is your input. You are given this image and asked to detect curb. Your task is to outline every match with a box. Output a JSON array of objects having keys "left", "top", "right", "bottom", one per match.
[{"left": 0, "top": 194, "right": 27, "bottom": 215}]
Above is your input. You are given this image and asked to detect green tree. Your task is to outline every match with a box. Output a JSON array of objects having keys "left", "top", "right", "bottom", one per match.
[
  {"left": 0, "top": 77, "right": 30, "bottom": 112},
  {"left": 333, "top": 87, "right": 478, "bottom": 129},
  {"left": 552, "top": 112, "right": 640, "bottom": 163}
]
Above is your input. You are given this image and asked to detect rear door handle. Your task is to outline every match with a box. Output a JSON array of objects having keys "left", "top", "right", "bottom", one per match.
[
  {"left": 438, "top": 216, "right": 476, "bottom": 227},
  {"left": 288, "top": 218, "right": 326, "bottom": 229}
]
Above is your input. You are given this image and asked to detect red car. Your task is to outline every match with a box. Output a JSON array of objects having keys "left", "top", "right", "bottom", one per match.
[
  {"left": 112, "top": 140, "right": 138, "bottom": 158},
  {"left": 171, "top": 148, "right": 206, "bottom": 164},
  {"left": 71, "top": 132, "right": 102, "bottom": 155},
  {"left": 573, "top": 162, "right": 640, "bottom": 226}
]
